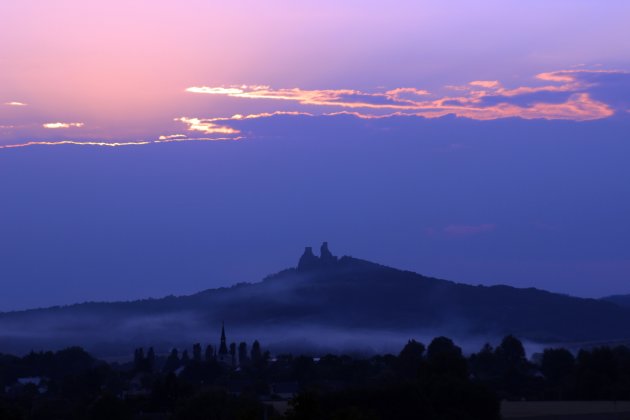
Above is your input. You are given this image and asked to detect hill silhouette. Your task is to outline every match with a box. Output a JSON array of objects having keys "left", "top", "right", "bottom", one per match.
[
  {"left": 601, "top": 294, "right": 630, "bottom": 308},
  {"left": 1, "top": 243, "right": 630, "bottom": 356}
]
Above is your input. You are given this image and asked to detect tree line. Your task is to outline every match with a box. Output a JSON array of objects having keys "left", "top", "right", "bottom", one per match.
[{"left": 1, "top": 335, "right": 630, "bottom": 419}]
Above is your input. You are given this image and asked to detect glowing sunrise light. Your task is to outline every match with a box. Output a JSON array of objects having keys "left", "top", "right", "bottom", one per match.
[
  {"left": 42, "top": 122, "right": 85, "bottom": 129},
  {"left": 385, "top": 88, "right": 431, "bottom": 97},
  {"left": 230, "top": 111, "right": 313, "bottom": 120},
  {"left": 175, "top": 117, "right": 240, "bottom": 134},
  {"left": 4, "top": 101, "right": 27, "bottom": 107},
  {"left": 158, "top": 134, "right": 188, "bottom": 140},
  {"left": 185, "top": 87, "right": 244, "bottom": 95},
  {"left": 185, "top": 85, "right": 426, "bottom": 110}
]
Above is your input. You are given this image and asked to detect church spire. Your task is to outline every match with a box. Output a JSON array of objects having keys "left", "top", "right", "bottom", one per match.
[{"left": 219, "top": 321, "right": 228, "bottom": 355}]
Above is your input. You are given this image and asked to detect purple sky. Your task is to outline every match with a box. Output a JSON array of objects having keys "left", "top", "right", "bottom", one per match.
[{"left": 1, "top": 1, "right": 630, "bottom": 309}]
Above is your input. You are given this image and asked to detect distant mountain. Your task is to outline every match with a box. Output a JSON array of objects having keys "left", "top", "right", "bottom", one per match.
[{"left": 1, "top": 243, "right": 630, "bottom": 357}]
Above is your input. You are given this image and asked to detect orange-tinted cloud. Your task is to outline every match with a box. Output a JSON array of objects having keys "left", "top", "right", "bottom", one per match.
[
  {"left": 228, "top": 111, "right": 313, "bottom": 120},
  {"left": 174, "top": 112, "right": 314, "bottom": 134},
  {"left": 186, "top": 69, "right": 621, "bottom": 122},
  {"left": 174, "top": 117, "right": 240, "bottom": 134},
  {"left": 469, "top": 80, "right": 501, "bottom": 89},
  {"left": 2, "top": 69, "right": 626, "bottom": 150},
  {"left": 185, "top": 85, "right": 424, "bottom": 110}
]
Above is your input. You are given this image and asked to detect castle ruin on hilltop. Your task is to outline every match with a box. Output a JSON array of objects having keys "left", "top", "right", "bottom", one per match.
[{"left": 297, "top": 242, "right": 338, "bottom": 271}]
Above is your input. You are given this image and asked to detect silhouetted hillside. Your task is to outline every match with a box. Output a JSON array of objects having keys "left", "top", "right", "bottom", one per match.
[
  {"left": 601, "top": 294, "right": 630, "bottom": 308},
  {"left": 1, "top": 243, "right": 630, "bottom": 356}
]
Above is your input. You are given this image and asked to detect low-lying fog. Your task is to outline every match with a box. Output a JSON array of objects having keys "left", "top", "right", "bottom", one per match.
[{"left": 0, "top": 310, "right": 550, "bottom": 360}]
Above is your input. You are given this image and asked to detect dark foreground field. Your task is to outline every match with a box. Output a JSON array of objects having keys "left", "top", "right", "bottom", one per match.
[{"left": 502, "top": 401, "right": 630, "bottom": 419}]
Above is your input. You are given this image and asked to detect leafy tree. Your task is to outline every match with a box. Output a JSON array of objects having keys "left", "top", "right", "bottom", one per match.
[
  {"left": 398, "top": 339, "right": 425, "bottom": 378},
  {"left": 204, "top": 344, "right": 214, "bottom": 362},
  {"left": 133, "top": 348, "right": 145, "bottom": 371},
  {"left": 576, "top": 347, "right": 618, "bottom": 399},
  {"left": 469, "top": 343, "right": 496, "bottom": 381},
  {"left": 229, "top": 342, "right": 236, "bottom": 367},
  {"left": 541, "top": 348, "right": 575, "bottom": 384},
  {"left": 146, "top": 347, "right": 155, "bottom": 372},
  {"left": 251, "top": 340, "right": 264, "bottom": 368},
  {"left": 55, "top": 347, "right": 95, "bottom": 376},
  {"left": 192, "top": 343, "right": 202, "bottom": 363},
  {"left": 497, "top": 335, "right": 527, "bottom": 369},
  {"left": 492, "top": 335, "right": 534, "bottom": 398},
  {"left": 163, "top": 349, "right": 180, "bottom": 373},
  {"left": 541, "top": 348, "right": 575, "bottom": 399},
  {"left": 239, "top": 342, "right": 249, "bottom": 366},
  {"left": 427, "top": 337, "right": 467, "bottom": 379},
  {"left": 292, "top": 356, "right": 317, "bottom": 382},
  {"left": 181, "top": 350, "right": 190, "bottom": 366}
]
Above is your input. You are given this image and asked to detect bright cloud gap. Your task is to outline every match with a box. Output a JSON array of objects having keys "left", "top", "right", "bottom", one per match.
[{"left": 43, "top": 122, "right": 85, "bottom": 129}]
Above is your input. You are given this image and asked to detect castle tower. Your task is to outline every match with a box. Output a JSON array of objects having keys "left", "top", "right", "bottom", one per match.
[
  {"left": 297, "top": 246, "right": 319, "bottom": 271},
  {"left": 297, "top": 242, "right": 338, "bottom": 271},
  {"left": 320, "top": 241, "right": 338, "bottom": 265}
]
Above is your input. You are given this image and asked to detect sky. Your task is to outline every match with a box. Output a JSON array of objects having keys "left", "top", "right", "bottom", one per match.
[{"left": 1, "top": 1, "right": 630, "bottom": 310}]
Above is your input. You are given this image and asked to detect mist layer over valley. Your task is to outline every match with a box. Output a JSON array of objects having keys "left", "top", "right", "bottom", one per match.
[{"left": 1, "top": 244, "right": 629, "bottom": 358}]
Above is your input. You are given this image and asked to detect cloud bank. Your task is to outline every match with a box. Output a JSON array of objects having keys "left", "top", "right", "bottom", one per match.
[
  {"left": 186, "top": 70, "right": 625, "bottom": 122},
  {"left": 2, "top": 69, "right": 630, "bottom": 149}
]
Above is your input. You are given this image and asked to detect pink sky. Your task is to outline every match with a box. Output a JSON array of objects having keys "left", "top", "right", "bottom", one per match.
[{"left": 2, "top": 0, "right": 630, "bottom": 146}]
